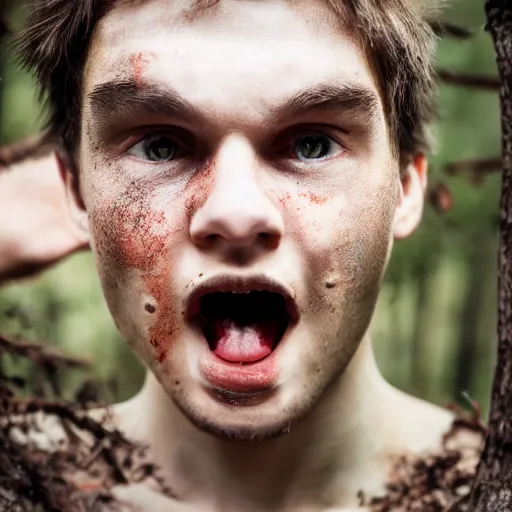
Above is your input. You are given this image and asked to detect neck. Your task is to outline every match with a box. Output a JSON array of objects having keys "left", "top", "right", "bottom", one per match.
[{"left": 122, "top": 337, "right": 412, "bottom": 510}]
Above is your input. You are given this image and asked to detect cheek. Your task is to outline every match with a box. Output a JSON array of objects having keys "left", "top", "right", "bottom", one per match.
[
  {"left": 86, "top": 161, "right": 216, "bottom": 366},
  {"left": 294, "top": 181, "right": 397, "bottom": 314},
  {"left": 89, "top": 182, "right": 183, "bottom": 364},
  {"left": 95, "top": 198, "right": 168, "bottom": 271},
  {"left": 184, "top": 160, "right": 215, "bottom": 220}
]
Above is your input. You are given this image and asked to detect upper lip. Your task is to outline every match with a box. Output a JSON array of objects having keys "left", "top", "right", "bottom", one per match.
[{"left": 185, "top": 274, "right": 299, "bottom": 322}]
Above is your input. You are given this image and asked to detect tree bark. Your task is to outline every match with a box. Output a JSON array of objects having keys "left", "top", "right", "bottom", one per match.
[{"left": 468, "top": 2, "right": 512, "bottom": 510}]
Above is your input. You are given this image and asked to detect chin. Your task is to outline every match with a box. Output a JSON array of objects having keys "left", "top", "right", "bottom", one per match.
[
  {"left": 154, "top": 354, "right": 330, "bottom": 443},
  {"left": 171, "top": 384, "right": 306, "bottom": 442}
]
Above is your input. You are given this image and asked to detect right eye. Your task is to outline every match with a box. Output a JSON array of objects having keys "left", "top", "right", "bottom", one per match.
[{"left": 127, "top": 135, "right": 183, "bottom": 162}]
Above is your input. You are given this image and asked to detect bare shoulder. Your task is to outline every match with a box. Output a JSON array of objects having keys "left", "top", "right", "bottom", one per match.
[
  {"left": 388, "top": 388, "right": 484, "bottom": 471},
  {"left": 386, "top": 386, "right": 457, "bottom": 454},
  {"left": 368, "top": 387, "right": 485, "bottom": 510}
]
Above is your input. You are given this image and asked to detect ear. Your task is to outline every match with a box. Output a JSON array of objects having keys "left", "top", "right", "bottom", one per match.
[
  {"left": 55, "top": 152, "right": 90, "bottom": 239},
  {"left": 393, "top": 154, "right": 428, "bottom": 240}
]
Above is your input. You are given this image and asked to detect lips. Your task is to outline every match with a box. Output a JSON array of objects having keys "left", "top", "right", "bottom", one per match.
[{"left": 186, "top": 275, "right": 298, "bottom": 365}]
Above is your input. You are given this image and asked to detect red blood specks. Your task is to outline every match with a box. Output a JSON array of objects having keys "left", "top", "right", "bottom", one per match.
[
  {"left": 129, "top": 52, "right": 155, "bottom": 87},
  {"left": 92, "top": 181, "right": 179, "bottom": 364},
  {"left": 94, "top": 184, "right": 169, "bottom": 272},
  {"left": 143, "top": 266, "right": 178, "bottom": 365},
  {"left": 298, "top": 192, "right": 327, "bottom": 205},
  {"left": 278, "top": 193, "right": 292, "bottom": 206},
  {"left": 184, "top": 160, "right": 215, "bottom": 220},
  {"left": 278, "top": 191, "right": 327, "bottom": 207},
  {"left": 157, "top": 348, "right": 168, "bottom": 364}
]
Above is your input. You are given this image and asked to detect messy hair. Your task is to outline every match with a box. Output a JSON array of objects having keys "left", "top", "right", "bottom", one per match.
[{"left": 17, "top": 0, "right": 441, "bottom": 166}]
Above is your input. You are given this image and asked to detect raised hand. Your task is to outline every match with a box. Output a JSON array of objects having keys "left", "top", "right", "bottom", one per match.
[{"left": 0, "top": 138, "right": 89, "bottom": 282}]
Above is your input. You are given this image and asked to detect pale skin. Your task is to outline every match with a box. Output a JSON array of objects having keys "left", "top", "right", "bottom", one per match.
[
  {"left": 0, "top": 150, "right": 88, "bottom": 281},
  {"left": 3, "top": 0, "right": 455, "bottom": 510}
]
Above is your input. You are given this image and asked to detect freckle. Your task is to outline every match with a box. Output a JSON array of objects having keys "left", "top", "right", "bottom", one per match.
[
  {"left": 199, "top": 273, "right": 204, "bottom": 277},
  {"left": 145, "top": 303, "right": 156, "bottom": 313},
  {"left": 174, "top": 380, "right": 180, "bottom": 386}
]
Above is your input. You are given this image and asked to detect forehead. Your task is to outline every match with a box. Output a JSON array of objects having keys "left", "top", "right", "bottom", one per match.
[{"left": 84, "top": 0, "right": 379, "bottom": 119}]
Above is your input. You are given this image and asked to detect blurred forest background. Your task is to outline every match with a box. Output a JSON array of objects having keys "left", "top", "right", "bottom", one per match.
[{"left": 0, "top": 1, "right": 501, "bottom": 416}]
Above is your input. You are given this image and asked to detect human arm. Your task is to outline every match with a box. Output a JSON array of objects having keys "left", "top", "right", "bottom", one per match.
[{"left": 0, "top": 135, "right": 89, "bottom": 282}]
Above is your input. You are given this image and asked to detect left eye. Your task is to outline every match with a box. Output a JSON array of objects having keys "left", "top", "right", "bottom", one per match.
[
  {"left": 128, "top": 135, "right": 181, "bottom": 162},
  {"left": 293, "top": 134, "right": 339, "bottom": 161}
]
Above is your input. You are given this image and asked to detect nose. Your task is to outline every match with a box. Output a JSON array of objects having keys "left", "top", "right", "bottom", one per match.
[{"left": 189, "top": 137, "right": 284, "bottom": 252}]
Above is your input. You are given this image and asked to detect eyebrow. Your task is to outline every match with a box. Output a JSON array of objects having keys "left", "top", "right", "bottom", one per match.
[
  {"left": 87, "top": 80, "right": 206, "bottom": 126},
  {"left": 271, "top": 82, "right": 380, "bottom": 123},
  {"left": 86, "top": 79, "right": 381, "bottom": 130}
]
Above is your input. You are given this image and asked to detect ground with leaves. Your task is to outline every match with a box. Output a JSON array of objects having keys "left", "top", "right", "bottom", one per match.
[{"left": 0, "top": 332, "right": 169, "bottom": 511}]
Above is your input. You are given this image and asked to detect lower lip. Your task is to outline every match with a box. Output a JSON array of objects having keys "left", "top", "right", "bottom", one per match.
[{"left": 199, "top": 342, "right": 280, "bottom": 394}]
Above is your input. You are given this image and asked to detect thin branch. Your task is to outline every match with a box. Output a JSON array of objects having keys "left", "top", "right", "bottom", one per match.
[
  {"left": 445, "top": 156, "right": 502, "bottom": 176},
  {"left": 0, "top": 333, "right": 91, "bottom": 369},
  {"left": 429, "top": 20, "right": 474, "bottom": 39},
  {"left": 11, "top": 396, "right": 130, "bottom": 448},
  {"left": 0, "top": 132, "right": 56, "bottom": 168},
  {"left": 438, "top": 69, "right": 501, "bottom": 90}
]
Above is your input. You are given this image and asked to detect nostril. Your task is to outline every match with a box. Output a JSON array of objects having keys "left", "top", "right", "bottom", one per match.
[{"left": 259, "top": 232, "right": 280, "bottom": 250}]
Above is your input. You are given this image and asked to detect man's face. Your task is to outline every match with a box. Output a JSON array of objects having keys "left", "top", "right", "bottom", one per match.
[{"left": 76, "top": 0, "right": 413, "bottom": 438}]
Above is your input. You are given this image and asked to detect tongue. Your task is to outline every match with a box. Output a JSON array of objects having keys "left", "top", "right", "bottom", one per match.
[{"left": 211, "top": 318, "right": 279, "bottom": 363}]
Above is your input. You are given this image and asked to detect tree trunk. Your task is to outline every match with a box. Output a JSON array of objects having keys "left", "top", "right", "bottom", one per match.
[{"left": 468, "top": 2, "right": 512, "bottom": 510}]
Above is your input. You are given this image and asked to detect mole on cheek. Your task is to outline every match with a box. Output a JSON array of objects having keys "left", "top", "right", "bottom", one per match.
[{"left": 145, "top": 303, "right": 156, "bottom": 314}]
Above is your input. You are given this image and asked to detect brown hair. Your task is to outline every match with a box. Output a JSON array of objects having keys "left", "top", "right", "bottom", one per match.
[{"left": 16, "top": 0, "right": 440, "bottom": 166}]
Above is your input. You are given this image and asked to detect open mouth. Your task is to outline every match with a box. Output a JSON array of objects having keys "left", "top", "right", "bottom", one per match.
[{"left": 198, "top": 291, "right": 290, "bottom": 364}]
